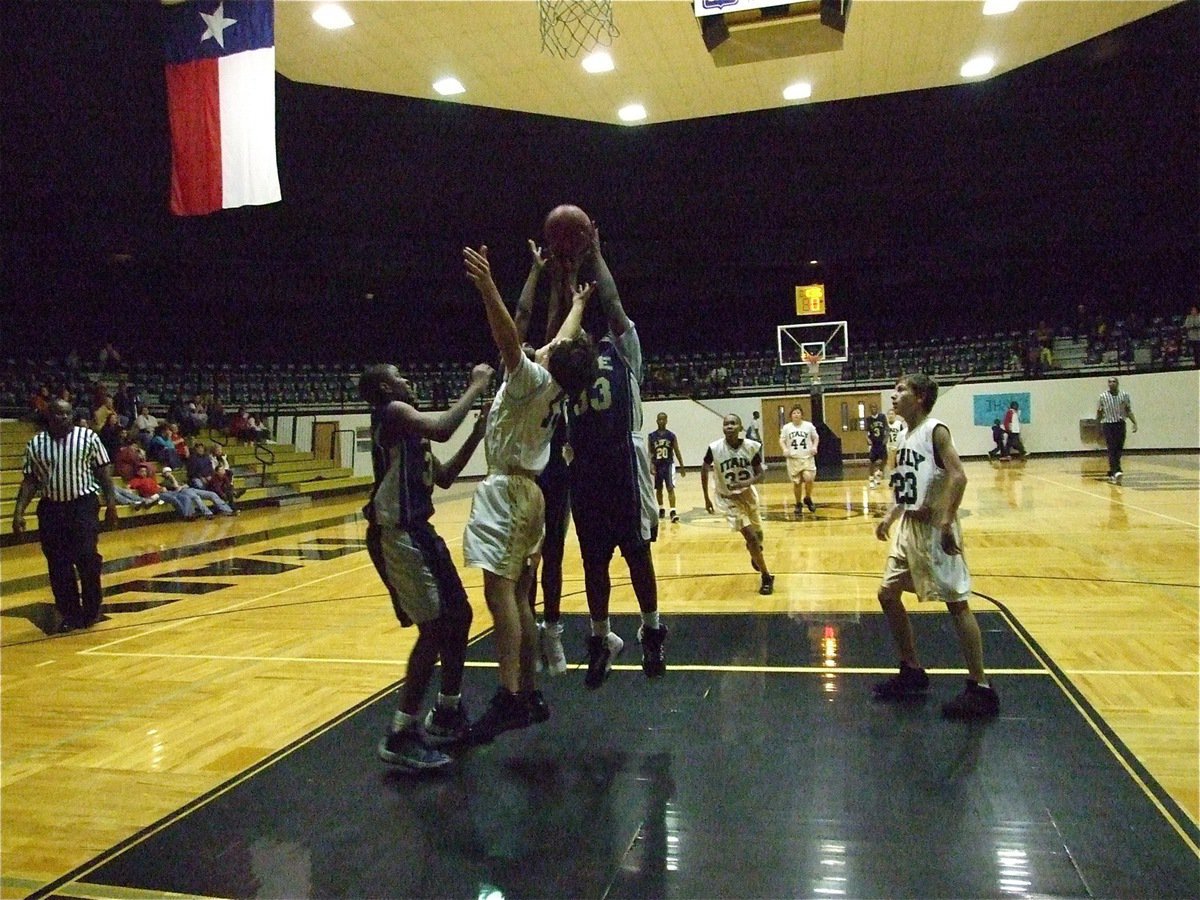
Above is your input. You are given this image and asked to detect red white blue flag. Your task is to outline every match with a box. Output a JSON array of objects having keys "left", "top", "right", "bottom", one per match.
[{"left": 164, "top": 1, "right": 281, "bottom": 216}]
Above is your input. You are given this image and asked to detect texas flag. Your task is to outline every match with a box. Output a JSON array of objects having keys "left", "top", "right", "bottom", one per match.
[{"left": 164, "top": 1, "right": 281, "bottom": 216}]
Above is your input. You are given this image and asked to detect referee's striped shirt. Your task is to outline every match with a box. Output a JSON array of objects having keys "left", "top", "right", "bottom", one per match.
[
  {"left": 1097, "top": 390, "right": 1132, "bottom": 424},
  {"left": 21, "top": 427, "right": 110, "bottom": 501}
]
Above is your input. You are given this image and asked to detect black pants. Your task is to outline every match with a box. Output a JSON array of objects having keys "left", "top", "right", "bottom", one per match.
[
  {"left": 37, "top": 495, "right": 104, "bottom": 625},
  {"left": 1102, "top": 420, "right": 1126, "bottom": 477}
]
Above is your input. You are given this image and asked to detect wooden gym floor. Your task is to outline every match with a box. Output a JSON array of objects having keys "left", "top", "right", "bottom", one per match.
[{"left": 1, "top": 451, "right": 1196, "bottom": 898}]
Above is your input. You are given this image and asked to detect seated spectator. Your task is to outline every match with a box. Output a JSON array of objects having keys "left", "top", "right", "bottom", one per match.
[
  {"left": 134, "top": 405, "right": 158, "bottom": 445},
  {"left": 186, "top": 441, "right": 215, "bottom": 489},
  {"left": 128, "top": 464, "right": 197, "bottom": 519},
  {"left": 162, "top": 467, "right": 235, "bottom": 518},
  {"left": 229, "top": 407, "right": 269, "bottom": 442},
  {"left": 98, "top": 414, "right": 123, "bottom": 460},
  {"left": 114, "top": 435, "right": 152, "bottom": 481},
  {"left": 207, "top": 396, "right": 229, "bottom": 431},
  {"left": 190, "top": 394, "right": 209, "bottom": 430},
  {"left": 92, "top": 394, "right": 118, "bottom": 430},
  {"left": 147, "top": 424, "right": 182, "bottom": 469},
  {"left": 1161, "top": 332, "right": 1181, "bottom": 368},
  {"left": 209, "top": 441, "right": 242, "bottom": 504},
  {"left": 1038, "top": 342, "right": 1054, "bottom": 371},
  {"left": 112, "top": 380, "right": 139, "bottom": 427},
  {"left": 97, "top": 341, "right": 122, "bottom": 371},
  {"left": 168, "top": 422, "right": 190, "bottom": 462}
]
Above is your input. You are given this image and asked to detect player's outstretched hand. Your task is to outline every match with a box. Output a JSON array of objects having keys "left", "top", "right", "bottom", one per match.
[
  {"left": 463, "top": 245, "right": 494, "bottom": 291},
  {"left": 527, "top": 239, "right": 547, "bottom": 270},
  {"left": 469, "top": 363, "right": 495, "bottom": 387}
]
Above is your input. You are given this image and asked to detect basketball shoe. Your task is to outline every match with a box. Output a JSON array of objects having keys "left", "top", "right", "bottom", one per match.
[
  {"left": 585, "top": 632, "right": 624, "bottom": 689},
  {"left": 423, "top": 703, "right": 470, "bottom": 747},
  {"left": 526, "top": 689, "right": 551, "bottom": 724},
  {"left": 942, "top": 681, "right": 1000, "bottom": 719},
  {"left": 377, "top": 725, "right": 453, "bottom": 771},
  {"left": 540, "top": 620, "right": 568, "bottom": 676},
  {"left": 759, "top": 573, "right": 775, "bottom": 596},
  {"left": 804, "top": 497, "right": 816, "bottom": 513},
  {"left": 872, "top": 663, "right": 930, "bottom": 699},
  {"left": 468, "top": 687, "right": 532, "bottom": 745},
  {"left": 670, "top": 509, "right": 679, "bottom": 523},
  {"left": 638, "top": 624, "right": 668, "bottom": 678}
]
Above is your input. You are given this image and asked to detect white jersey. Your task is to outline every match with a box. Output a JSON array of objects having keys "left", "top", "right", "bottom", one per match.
[
  {"left": 887, "top": 417, "right": 907, "bottom": 451},
  {"left": 780, "top": 421, "right": 818, "bottom": 460},
  {"left": 705, "top": 437, "right": 762, "bottom": 498},
  {"left": 891, "top": 417, "right": 953, "bottom": 513},
  {"left": 483, "top": 352, "right": 563, "bottom": 475}
]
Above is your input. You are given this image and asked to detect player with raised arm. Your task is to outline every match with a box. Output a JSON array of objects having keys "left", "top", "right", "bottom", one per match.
[
  {"left": 702, "top": 414, "right": 775, "bottom": 595},
  {"left": 361, "top": 361, "right": 493, "bottom": 771},
  {"left": 567, "top": 225, "right": 669, "bottom": 689},
  {"left": 461, "top": 245, "right": 598, "bottom": 743}
]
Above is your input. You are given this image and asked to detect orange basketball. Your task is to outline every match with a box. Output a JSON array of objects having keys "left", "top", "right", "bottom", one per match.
[{"left": 543, "top": 204, "right": 593, "bottom": 260}]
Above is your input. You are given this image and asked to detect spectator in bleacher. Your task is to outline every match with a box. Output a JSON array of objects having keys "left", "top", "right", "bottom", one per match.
[
  {"left": 113, "top": 434, "right": 151, "bottom": 481},
  {"left": 229, "top": 407, "right": 269, "bottom": 442},
  {"left": 128, "top": 463, "right": 195, "bottom": 518},
  {"left": 28, "top": 384, "right": 51, "bottom": 419},
  {"left": 190, "top": 394, "right": 209, "bottom": 431},
  {"left": 1184, "top": 304, "right": 1200, "bottom": 368},
  {"left": 147, "top": 424, "right": 182, "bottom": 469},
  {"left": 92, "top": 394, "right": 118, "bottom": 430},
  {"left": 168, "top": 422, "right": 190, "bottom": 462},
  {"left": 134, "top": 405, "right": 158, "bottom": 445},
  {"left": 112, "top": 380, "right": 139, "bottom": 427},
  {"left": 206, "top": 396, "right": 228, "bottom": 431},
  {"left": 162, "top": 466, "right": 235, "bottom": 518},
  {"left": 1161, "top": 331, "right": 1181, "bottom": 369},
  {"left": 97, "top": 341, "right": 122, "bottom": 372},
  {"left": 97, "top": 414, "right": 123, "bottom": 460}
]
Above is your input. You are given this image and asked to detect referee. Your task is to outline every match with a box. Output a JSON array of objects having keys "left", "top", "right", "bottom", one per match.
[
  {"left": 12, "top": 399, "right": 119, "bottom": 633},
  {"left": 1096, "top": 377, "right": 1138, "bottom": 484}
]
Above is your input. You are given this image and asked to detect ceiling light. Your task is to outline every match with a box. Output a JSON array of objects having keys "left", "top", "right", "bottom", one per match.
[
  {"left": 312, "top": 4, "right": 353, "bottom": 30},
  {"left": 960, "top": 55, "right": 995, "bottom": 78},
  {"left": 582, "top": 51, "right": 614, "bottom": 74},
  {"left": 982, "top": 0, "right": 1019, "bottom": 15},
  {"left": 783, "top": 81, "right": 813, "bottom": 101},
  {"left": 618, "top": 104, "right": 646, "bottom": 122},
  {"left": 433, "top": 77, "right": 466, "bottom": 96}
]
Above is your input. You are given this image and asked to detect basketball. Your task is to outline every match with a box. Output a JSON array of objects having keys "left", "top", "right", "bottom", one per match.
[{"left": 543, "top": 204, "right": 593, "bottom": 260}]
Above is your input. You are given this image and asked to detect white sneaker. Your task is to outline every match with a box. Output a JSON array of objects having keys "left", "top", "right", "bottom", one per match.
[
  {"left": 541, "top": 621, "right": 568, "bottom": 676},
  {"left": 535, "top": 622, "right": 545, "bottom": 672}
]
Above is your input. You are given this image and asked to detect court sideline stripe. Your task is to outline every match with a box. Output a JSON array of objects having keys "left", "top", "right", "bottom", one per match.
[{"left": 983, "top": 592, "right": 1200, "bottom": 856}]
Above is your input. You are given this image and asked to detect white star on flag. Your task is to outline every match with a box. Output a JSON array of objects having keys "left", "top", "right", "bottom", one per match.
[{"left": 199, "top": 2, "right": 237, "bottom": 48}]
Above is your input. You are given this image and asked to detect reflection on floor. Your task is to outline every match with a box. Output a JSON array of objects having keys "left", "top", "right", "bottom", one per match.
[{"left": 68, "top": 614, "right": 1199, "bottom": 899}]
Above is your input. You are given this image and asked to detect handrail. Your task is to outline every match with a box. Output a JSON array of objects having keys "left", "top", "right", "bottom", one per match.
[{"left": 253, "top": 440, "right": 275, "bottom": 486}]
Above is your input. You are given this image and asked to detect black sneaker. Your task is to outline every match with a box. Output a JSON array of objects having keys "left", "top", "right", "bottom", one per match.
[
  {"left": 670, "top": 510, "right": 679, "bottom": 523},
  {"left": 638, "top": 624, "right": 668, "bottom": 678},
  {"left": 794, "top": 503, "right": 803, "bottom": 515},
  {"left": 584, "top": 632, "right": 624, "bottom": 689},
  {"left": 942, "top": 681, "right": 1000, "bottom": 719},
  {"left": 377, "top": 725, "right": 453, "bottom": 771},
  {"left": 872, "top": 664, "right": 930, "bottom": 699},
  {"left": 424, "top": 703, "right": 470, "bottom": 747},
  {"left": 658, "top": 507, "right": 666, "bottom": 519},
  {"left": 804, "top": 497, "right": 816, "bottom": 513},
  {"left": 468, "top": 687, "right": 532, "bottom": 744},
  {"left": 759, "top": 574, "right": 775, "bottom": 596},
  {"left": 525, "top": 690, "right": 551, "bottom": 723}
]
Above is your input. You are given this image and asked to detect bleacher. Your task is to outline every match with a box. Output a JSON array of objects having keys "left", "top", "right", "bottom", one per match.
[{"left": 0, "top": 419, "right": 372, "bottom": 544}]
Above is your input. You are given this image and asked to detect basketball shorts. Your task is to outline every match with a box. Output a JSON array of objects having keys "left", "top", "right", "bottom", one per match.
[
  {"left": 868, "top": 443, "right": 886, "bottom": 464},
  {"left": 715, "top": 487, "right": 762, "bottom": 533},
  {"left": 879, "top": 513, "right": 971, "bottom": 603},
  {"left": 366, "top": 520, "right": 468, "bottom": 627},
  {"left": 464, "top": 474, "right": 545, "bottom": 581},
  {"left": 786, "top": 457, "right": 817, "bottom": 481},
  {"left": 571, "top": 455, "right": 657, "bottom": 565},
  {"left": 653, "top": 462, "right": 674, "bottom": 491}
]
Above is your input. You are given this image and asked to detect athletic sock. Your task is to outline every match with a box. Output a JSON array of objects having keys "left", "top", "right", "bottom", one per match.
[
  {"left": 641, "top": 610, "right": 660, "bottom": 631},
  {"left": 436, "top": 693, "right": 460, "bottom": 710},
  {"left": 591, "top": 618, "right": 610, "bottom": 638},
  {"left": 391, "top": 710, "right": 418, "bottom": 732}
]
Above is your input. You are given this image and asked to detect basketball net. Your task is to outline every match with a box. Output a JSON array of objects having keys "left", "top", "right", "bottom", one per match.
[
  {"left": 538, "top": 0, "right": 620, "bottom": 59},
  {"left": 804, "top": 350, "right": 824, "bottom": 384}
]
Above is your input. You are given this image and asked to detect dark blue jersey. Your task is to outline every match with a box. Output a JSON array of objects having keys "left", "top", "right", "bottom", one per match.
[
  {"left": 368, "top": 405, "right": 434, "bottom": 528},
  {"left": 866, "top": 413, "right": 888, "bottom": 447},
  {"left": 648, "top": 428, "right": 677, "bottom": 469}
]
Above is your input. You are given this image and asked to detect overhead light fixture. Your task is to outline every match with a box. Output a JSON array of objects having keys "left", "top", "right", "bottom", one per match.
[
  {"left": 982, "top": 0, "right": 1019, "bottom": 15},
  {"left": 312, "top": 4, "right": 353, "bottom": 30},
  {"left": 783, "top": 81, "right": 813, "bottom": 101},
  {"left": 433, "top": 77, "right": 466, "bottom": 96},
  {"left": 960, "top": 55, "right": 995, "bottom": 78},
  {"left": 582, "top": 51, "right": 614, "bottom": 74},
  {"left": 618, "top": 103, "right": 646, "bottom": 122}
]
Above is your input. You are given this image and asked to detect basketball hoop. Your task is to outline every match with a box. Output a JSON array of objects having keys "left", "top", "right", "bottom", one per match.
[{"left": 538, "top": 0, "right": 620, "bottom": 59}]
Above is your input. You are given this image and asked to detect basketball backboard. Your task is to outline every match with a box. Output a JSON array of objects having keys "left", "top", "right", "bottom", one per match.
[{"left": 777, "top": 320, "right": 848, "bottom": 366}]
